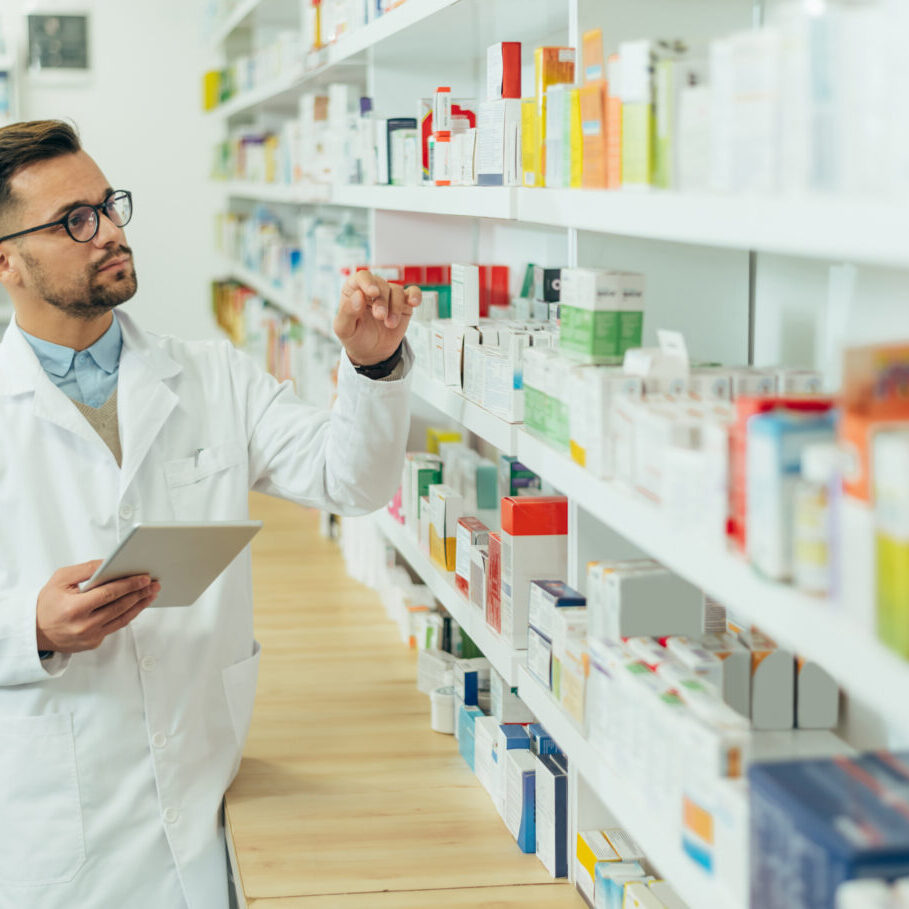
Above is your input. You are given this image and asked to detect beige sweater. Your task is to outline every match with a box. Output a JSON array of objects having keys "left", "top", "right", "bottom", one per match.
[{"left": 72, "top": 387, "right": 122, "bottom": 467}]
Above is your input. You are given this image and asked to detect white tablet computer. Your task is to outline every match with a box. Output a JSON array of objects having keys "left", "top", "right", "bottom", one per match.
[{"left": 79, "top": 521, "right": 263, "bottom": 607}]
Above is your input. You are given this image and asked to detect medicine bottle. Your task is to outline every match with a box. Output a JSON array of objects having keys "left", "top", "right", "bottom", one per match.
[{"left": 793, "top": 443, "right": 843, "bottom": 596}]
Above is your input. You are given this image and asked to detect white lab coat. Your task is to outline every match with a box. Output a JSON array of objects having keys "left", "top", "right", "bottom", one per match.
[{"left": 0, "top": 311, "right": 412, "bottom": 909}]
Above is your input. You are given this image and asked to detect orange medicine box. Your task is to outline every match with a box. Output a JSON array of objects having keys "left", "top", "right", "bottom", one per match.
[
  {"left": 580, "top": 81, "right": 608, "bottom": 188},
  {"left": 605, "top": 54, "right": 622, "bottom": 189},
  {"left": 534, "top": 47, "right": 576, "bottom": 186},
  {"left": 500, "top": 496, "right": 569, "bottom": 649}
]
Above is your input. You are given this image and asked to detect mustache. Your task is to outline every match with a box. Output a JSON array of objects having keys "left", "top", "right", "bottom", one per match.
[{"left": 94, "top": 246, "right": 133, "bottom": 274}]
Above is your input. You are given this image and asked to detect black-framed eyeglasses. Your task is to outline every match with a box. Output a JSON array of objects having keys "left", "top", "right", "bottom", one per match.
[{"left": 0, "top": 190, "right": 133, "bottom": 244}]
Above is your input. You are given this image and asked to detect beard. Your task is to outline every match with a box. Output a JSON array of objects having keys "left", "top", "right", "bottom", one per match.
[{"left": 21, "top": 245, "right": 138, "bottom": 321}]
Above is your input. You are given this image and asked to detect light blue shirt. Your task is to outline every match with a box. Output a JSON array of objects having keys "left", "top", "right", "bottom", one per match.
[{"left": 21, "top": 316, "right": 122, "bottom": 408}]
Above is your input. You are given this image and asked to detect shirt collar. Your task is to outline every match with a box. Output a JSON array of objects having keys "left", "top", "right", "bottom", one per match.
[{"left": 20, "top": 316, "right": 122, "bottom": 377}]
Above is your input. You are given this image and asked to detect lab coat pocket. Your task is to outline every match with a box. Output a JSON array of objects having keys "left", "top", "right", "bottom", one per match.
[
  {"left": 222, "top": 640, "right": 261, "bottom": 747},
  {"left": 164, "top": 441, "right": 246, "bottom": 519},
  {"left": 0, "top": 713, "right": 85, "bottom": 885}
]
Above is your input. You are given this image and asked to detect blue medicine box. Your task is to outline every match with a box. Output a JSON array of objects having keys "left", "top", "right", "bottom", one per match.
[
  {"left": 749, "top": 752, "right": 909, "bottom": 909},
  {"left": 528, "top": 723, "right": 563, "bottom": 758},
  {"left": 457, "top": 705, "right": 484, "bottom": 771}
]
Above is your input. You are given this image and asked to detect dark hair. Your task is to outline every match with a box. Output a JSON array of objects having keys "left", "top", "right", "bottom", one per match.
[{"left": 0, "top": 120, "right": 81, "bottom": 223}]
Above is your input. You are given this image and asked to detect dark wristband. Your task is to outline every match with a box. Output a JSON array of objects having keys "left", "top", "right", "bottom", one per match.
[
  {"left": 353, "top": 342, "right": 404, "bottom": 380},
  {"left": 38, "top": 650, "right": 54, "bottom": 660}
]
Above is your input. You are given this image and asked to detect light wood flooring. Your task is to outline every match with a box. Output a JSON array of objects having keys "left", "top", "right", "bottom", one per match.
[{"left": 226, "top": 493, "right": 585, "bottom": 907}]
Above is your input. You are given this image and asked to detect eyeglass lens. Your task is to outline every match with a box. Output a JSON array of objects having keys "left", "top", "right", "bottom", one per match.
[{"left": 66, "top": 191, "right": 132, "bottom": 242}]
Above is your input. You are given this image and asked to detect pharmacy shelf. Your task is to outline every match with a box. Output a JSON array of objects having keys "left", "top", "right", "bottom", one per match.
[
  {"left": 333, "top": 185, "right": 514, "bottom": 220},
  {"left": 222, "top": 180, "right": 332, "bottom": 205},
  {"left": 209, "top": 0, "right": 262, "bottom": 48},
  {"left": 516, "top": 666, "right": 741, "bottom": 909},
  {"left": 400, "top": 372, "right": 909, "bottom": 728},
  {"left": 223, "top": 260, "right": 340, "bottom": 341},
  {"left": 515, "top": 188, "right": 909, "bottom": 269},
  {"left": 514, "top": 430, "right": 909, "bottom": 730},
  {"left": 224, "top": 260, "right": 299, "bottom": 315},
  {"left": 306, "top": 0, "right": 461, "bottom": 74},
  {"left": 410, "top": 374, "right": 520, "bottom": 454},
  {"left": 375, "top": 510, "right": 526, "bottom": 687},
  {"left": 212, "top": 63, "right": 307, "bottom": 120},
  {"left": 222, "top": 179, "right": 909, "bottom": 264}
]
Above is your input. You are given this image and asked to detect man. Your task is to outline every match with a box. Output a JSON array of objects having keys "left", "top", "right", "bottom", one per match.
[{"left": 0, "top": 120, "right": 419, "bottom": 908}]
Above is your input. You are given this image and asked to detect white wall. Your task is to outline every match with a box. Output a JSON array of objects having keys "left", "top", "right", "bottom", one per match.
[{"left": 0, "top": 0, "right": 221, "bottom": 340}]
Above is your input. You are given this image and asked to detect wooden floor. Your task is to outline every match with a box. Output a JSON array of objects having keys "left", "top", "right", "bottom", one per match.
[{"left": 226, "top": 493, "right": 584, "bottom": 908}]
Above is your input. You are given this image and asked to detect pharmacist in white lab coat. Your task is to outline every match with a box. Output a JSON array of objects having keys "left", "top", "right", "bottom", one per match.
[{"left": 0, "top": 120, "right": 419, "bottom": 909}]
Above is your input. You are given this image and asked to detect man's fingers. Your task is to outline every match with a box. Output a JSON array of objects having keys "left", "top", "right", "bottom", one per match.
[
  {"left": 101, "top": 590, "right": 157, "bottom": 633},
  {"left": 95, "top": 582, "right": 160, "bottom": 627},
  {"left": 404, "top": 285, "right": 422, "bottom": 309},
  {"left": 342, "top": 269, "right": 381, "bottom": 304},
  {"left": 57, "top": 560, "right": 104, "bottom": 586},
  {"left": 82, "top": 573, "right": 153, "bottom": 613}
]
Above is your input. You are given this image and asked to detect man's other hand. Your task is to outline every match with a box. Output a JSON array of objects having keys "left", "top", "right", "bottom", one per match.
[{"left": 334, "top": 269, "right": 421, "bottom": 367}]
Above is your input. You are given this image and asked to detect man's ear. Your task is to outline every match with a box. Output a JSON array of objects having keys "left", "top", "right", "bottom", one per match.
[{"left": 0, "top": 245, "right": 21, "bottom": 289}]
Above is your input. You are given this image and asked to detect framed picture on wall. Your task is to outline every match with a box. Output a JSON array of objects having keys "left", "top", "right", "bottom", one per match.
[{"left": 26, "top": 13, "right": 90, "bottom": 77}]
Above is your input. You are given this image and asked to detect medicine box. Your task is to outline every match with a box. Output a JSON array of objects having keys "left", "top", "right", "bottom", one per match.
[
  {"left": 500, "top": 496, "right": 569, "bottom": 649},
  {"left": 795, "top": 658, "right": 839, "bottom": 729},
  {"left": 749, "top": 752, "right": 909, "bottom": 909},
  {"left": 533, "top": 266, "right": 562, "bottom": 303},
  {"left": 746, "top": 410, "right": 836, "bottom": 581},
  {"left": 499, "top": 454, "right": 541, "bottom": 498},
  {"left": 624, "top": 881, "right": 664, "bottom": 908},
  {"left": 426, "top": 427, "right": 462, "bottom": 454},
  {"left": 528, "top": 722, "right": 561, "bottom": 757},
  {"left": 666, "top": 633, "right": 751, "bottom": 718},
  {"left": 527, "top": 624, "right": 553, "bottom": 689},
  {"left": 487, "top": 41, "right": 522, "bottom": 101},
  {"left": 490, "top": 669, "right": 535, "bottom": 724},
  {"left": 485, "top": 532, "right": 503, "bottom": 632},
  {"left": 451, "top": 263, "right": 480, "bottom": 325},
  {"left": 575, "top": 829, "right": 620, "bottom": 904},
  {"left": 456, "top": 704, "right": 485, "bottom": 770},
  {"left": 417, "top": 648, "right": 457, "bottom": 694},
  {"left": 469, "top": 544, "right": 488, "bottom": 611},
  {"left": 588, "top": 560, "right": 705, "bottom": 641},
  {"left": 528, "top": 580, "right": 586, "bottom": 643},
  {"left": 569, "top": 366, "right": 643, "bottom": 477},
  {"left": 559, "top": 269, "right": 645, "bottom": 364},
  {"left": 594, "top": 861, "right": 647, "bottom": 909},
  {"left": 535, "top": 753, "right": 568, "bottom": 878},
  {"left": 455, "top": 517, "right": 489, "bottom": 596},
  {"left": 454, "top": 657, "right": 491, "bottom": 706},
  {"left": 504, "top": 749, "right": 537, "bottom": 852},
  {"left": 429, "top": 484, "right": 464, "bottom": 571},
  {"left": 492, "top": 723, "right": 531, "bottom": 816},
  {"left": 740, "top": 629, "right": 794, "bottom": 730},
  {"left": 473, "top": 715, "right": 500, "bottom": 799}
]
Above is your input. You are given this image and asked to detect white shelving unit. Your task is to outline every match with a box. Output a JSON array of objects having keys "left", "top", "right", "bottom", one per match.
[
  {"left": 517, "top": 666, "right": 739, "bottom": 909},
  {"left": 375, "top": 510, "right": 526, "bottom": 686},
  {"left": 218, "top": 180, "right": 909, "bottom": 268},
  {"left": 408, "top": 374, "right": 909, "bottom": 738},
  {"left": 210, "top": 0, "right": 909, "bottom": 904},
  {"left": 221, "top": 259, "right": 338, "bottom": 341}
]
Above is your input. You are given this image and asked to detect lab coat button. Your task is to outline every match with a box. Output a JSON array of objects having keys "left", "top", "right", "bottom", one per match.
[
  {"left": 140, "top": 656, "right": 156, "bottom": 671},
  {"left": 119, "top": 504, "right": 134, "bottom": 520},
  {"left": 152, "top": 732, "right": 167, "bottom": 749},
  {"left": 163, "top": 808, "right": 179, "bottom": 824}
]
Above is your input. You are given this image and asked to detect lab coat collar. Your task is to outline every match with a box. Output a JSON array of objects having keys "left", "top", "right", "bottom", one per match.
[
  {"left": 0, "top": 310, "right": 184, "bottom": 488},
  {"left": 0, "top": 309, "right": 182, "bottom": 396}
]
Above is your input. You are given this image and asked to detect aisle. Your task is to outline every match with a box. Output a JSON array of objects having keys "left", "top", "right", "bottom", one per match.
[{"left": 226, "top": 493, "right": 584, "bottom": 908}]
